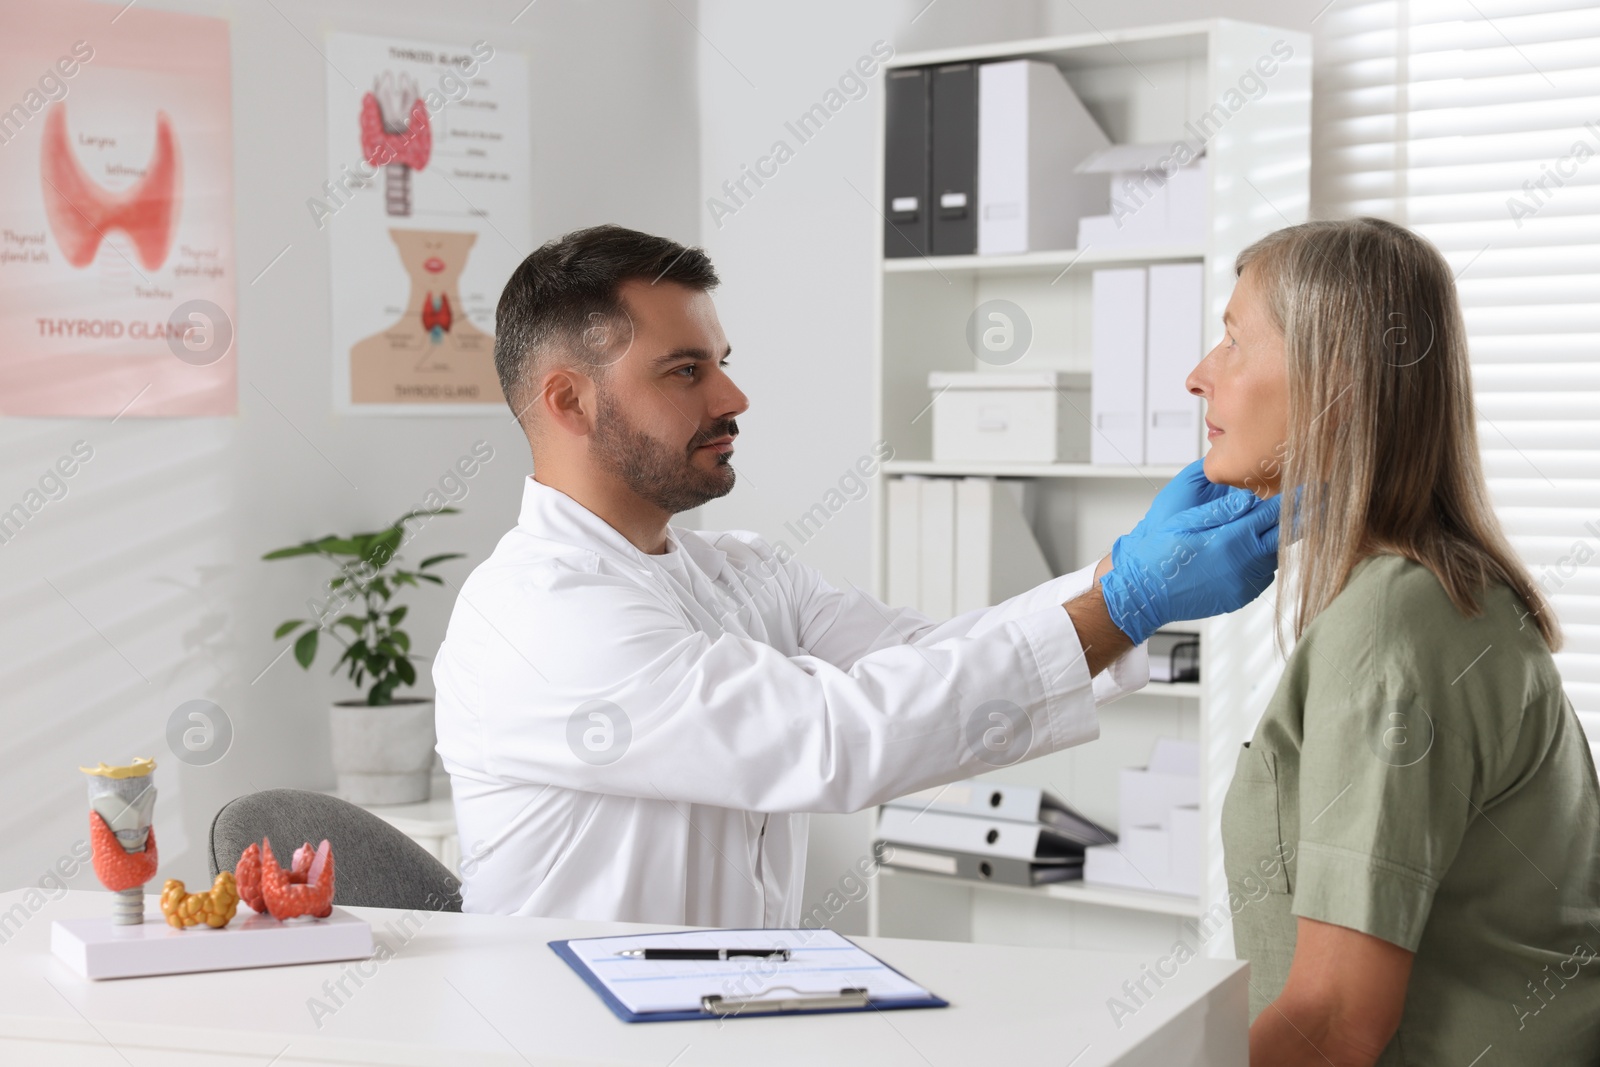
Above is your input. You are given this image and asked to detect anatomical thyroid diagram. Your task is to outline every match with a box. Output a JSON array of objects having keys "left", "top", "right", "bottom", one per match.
[
  {"left": 349, "top": 229, "right": 500, "bottom": 404},
  {"left": 1, "top": 0, "right": 236, "bottom": 417},
  {"left": 327, "top": 32, "right": 527, "bottom": 412},
  {"left": 360, "top": 72, "right": 430, "bottom": 216},
  {"left": 41, "top": 104, "right": 182, "bottom": 271}
]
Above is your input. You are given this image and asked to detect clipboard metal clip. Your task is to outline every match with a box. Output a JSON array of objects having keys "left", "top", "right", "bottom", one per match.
[{"left": 701, "top": 986, "right": 870, "bottom": 1016}]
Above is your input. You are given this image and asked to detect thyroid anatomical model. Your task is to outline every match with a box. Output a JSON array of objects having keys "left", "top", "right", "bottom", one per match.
[
  {"left": 40, "top": 104, "right": 183, "bottom": 271},
  {"left": 81, "top": 757, "right": 160, "bottom": 925},
  {"left": 235, "top": 837, "right": 335, "bottom": 921},
  {"left": 360, "top": 71, "right": 431, "bottom": 217}
]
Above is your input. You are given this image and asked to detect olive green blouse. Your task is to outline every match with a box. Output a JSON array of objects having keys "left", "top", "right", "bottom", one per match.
[{"left": 1222, "top": 554, "right": 1600, "bottom": 1065}]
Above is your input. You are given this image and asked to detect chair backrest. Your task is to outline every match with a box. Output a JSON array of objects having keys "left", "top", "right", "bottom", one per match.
[{"left": 208, "top": 789, "right": 462, "bottom": 913}]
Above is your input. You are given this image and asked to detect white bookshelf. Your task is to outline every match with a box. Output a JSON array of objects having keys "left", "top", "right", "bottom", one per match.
[
  {"left": 1130, "top": 681, "right": 1202, "bottom": 700},
  {"left": 881, "top": 245, "right": 1204, "bottom": 276},
  {"left": 875, "top": 867, "right": 1202, "bottom": 919},
  {"left": 866, "top": 19, "right": 1309, "bottom": 958},
  {"left": 883, "top": 459, "right": 1185, "bottom": 480}
]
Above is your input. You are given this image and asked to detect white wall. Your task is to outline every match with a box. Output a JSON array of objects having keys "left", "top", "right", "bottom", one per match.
[
  {"left": 693, "top": 0, "right": 1325, "bottom": 934},
  {"left": 0, "top": 0, "right": 699, "bottom": 893}
]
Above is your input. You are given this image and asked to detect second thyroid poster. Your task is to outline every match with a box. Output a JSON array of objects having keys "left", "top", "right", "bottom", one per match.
[{"left": 323, "top": 33, "right": 529, "bottom": 415}]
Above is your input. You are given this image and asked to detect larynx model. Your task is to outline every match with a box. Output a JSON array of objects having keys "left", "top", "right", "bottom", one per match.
[
  {"left": 41, "top": 105, "right": 182, "bottom": 271},
  {"left": 81, "top": 757, "right": 160, "bottom": 925},
  {"left": 360, "top": 71, "right": 432, "bottom": 216}
]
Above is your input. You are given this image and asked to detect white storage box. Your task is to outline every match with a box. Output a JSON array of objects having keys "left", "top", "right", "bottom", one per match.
[{"left": 927, "top": 371, "right": 1091, "bottom": 464}]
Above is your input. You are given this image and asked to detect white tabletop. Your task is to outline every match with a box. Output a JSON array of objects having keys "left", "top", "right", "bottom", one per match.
[{"left": 0, "top": 889, "right": 1247, "bottom": 1066}]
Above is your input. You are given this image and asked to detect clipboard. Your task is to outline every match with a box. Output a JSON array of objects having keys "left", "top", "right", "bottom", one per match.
[{"left": 549, "top": 927, "right": 949, "bottom": 1023}]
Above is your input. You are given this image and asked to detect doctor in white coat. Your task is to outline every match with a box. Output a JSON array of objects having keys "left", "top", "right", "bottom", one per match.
[{"left": 434, "top": 225, "right": 1281, "bottom": 927}]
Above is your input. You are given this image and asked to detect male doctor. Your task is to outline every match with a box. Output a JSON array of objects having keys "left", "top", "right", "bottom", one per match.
[{"left": 434, "top": 225, "right": 1280, "bottom": 926}]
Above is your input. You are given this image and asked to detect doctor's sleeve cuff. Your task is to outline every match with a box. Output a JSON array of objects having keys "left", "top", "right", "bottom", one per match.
[
  {"left": 1289, "top": 840, "right": 1439, "bottom": 953},
  {"left": 1092, "top": 639, "right": 1149, "bottom": 704},
  {"left": 1008, "top": 603, "right": 1102, "bottom": 753},
  {"left": 964, "top": 562, "right": 1099, "bottom": 639}
]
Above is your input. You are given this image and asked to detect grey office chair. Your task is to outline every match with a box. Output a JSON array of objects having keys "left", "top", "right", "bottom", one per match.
[{"left": 208, "top": 789, "right": 462, "bottom": 913}]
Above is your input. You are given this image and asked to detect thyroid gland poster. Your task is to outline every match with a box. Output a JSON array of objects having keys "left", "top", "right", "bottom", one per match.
[
  {"left": 324, "top": 33, "right": 529, "bottom": 415},
  {"left": 0, "top": 0, "right": 236, "bottom": 417}
]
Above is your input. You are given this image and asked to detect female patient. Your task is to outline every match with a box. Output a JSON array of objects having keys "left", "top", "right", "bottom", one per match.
[{"left": 1190, "top": 217, "right": 1600, "bottom": 1065}]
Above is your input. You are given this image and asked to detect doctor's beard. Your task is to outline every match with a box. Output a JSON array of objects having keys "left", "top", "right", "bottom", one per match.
[{"left": 590, "top": 384, "right": 738, "bottom": 516}]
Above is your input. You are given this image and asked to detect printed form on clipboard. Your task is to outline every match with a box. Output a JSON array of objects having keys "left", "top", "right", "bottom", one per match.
[{"left": 550, "top": 928, "right": 948, "bottom": 1023}]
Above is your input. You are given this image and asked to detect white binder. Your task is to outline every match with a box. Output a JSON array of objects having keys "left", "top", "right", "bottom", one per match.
[
  {"left": 886, "top": 476, "right": 923, "bottom": 610},
  {"left": 917, "top": 477, "right": 955, "bottom": 619},
  {"left": 1091, "top": 267, "right": 1148, "bottom": 465},
  {"left": 953, "top": 478, "right": 1052, "bottom": 614},
  {"left": 1145, "top": 262, "right": 1205, "bottom": 465},
  {"left": 977, "top": 59, "right": 1110, "bottom": 255},
  {"left": 882, "top": 780, "right": 1112, "bottom": 846},
  {"left": 877, "top": 806, "right": 1088, "bottom": 863},
  {"left": 879, "top": 842, "right": 1083, "bottom": 887}
]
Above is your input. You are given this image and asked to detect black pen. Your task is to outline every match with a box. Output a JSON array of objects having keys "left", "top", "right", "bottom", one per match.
[{"left": 615, "top": 947, "right": 792, "bottom": 961}]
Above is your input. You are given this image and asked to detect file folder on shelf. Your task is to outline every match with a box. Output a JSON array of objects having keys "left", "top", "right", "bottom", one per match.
[
  {"left": 886, "top": 476, "right": 1054, "bottom": 618},
  {"left": 886, "top": 475, "right": 923, "bottom": 609},
  {"left": 917, "top": 476, "right": 956, "bottom": 619},
  {"left": 875, "top": 803, "right": 1110, "bottom": 889},
  {"left": 883, "top": 67, "right": 931, "bottom": 258},
  {"left": 884, "top": 779, "right": 1110, "bottom": 843},
  {"left": 1144, "top": 262, "right": 1205, "bottom": 465},
  {"left": 1091, "top": 267, "right": 1148, "bottom": 465},
  {"left": 929, "top": 63, "right": 979, "bottom": 256},
  {"left": 953, "top": 478, "right": 1053, "bottom": 615},
  {"left": 977, "top": 59, "right": 1110, "bottom": 255},
  {"left": 877, "top": 804, "right": 1094, "bottom": 861},
  {"left": 879, "top": 841, "right": 1084, "bottom": 887}
]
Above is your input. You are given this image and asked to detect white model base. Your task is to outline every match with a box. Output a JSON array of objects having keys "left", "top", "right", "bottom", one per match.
[{"left": 51, "top": 905, "right": 374, "bottom": 980}]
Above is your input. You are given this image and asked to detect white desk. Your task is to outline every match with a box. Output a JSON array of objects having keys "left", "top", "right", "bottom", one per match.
[{"left": 0, "top": 890, "right": 1247, "bottom": 1066}]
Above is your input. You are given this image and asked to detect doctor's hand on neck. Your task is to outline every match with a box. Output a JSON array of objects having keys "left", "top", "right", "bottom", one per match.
[{"left": 1072, "top": 467, "right": 1283, "bottom": 676}]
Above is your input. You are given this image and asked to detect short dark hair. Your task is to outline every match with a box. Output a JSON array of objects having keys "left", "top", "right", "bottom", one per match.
[{"left": 494, "top": 224, "right": 719, "bottom": 423}]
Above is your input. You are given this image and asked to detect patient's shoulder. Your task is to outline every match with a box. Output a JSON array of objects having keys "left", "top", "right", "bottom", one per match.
[{"left": 1306, "top": 553, "right": 1558, "bottom": 703}]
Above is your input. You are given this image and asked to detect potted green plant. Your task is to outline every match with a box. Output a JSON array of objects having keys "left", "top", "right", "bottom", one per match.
[{"left": 264, "top": 508, "right": 464, "bottom": 805}]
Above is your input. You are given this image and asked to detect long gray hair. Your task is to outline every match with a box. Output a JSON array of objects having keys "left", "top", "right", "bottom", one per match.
[{"left": 1237, "top": 216, "right": 1560, "bottom": 649}]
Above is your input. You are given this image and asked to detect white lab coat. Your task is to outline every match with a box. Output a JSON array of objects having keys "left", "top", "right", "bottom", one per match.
[{"left": 433, "top": 476, "right": 1148, "bottom": 927}]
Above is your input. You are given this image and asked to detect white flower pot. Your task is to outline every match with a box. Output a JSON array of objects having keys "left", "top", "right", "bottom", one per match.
[{"left": 329, "top": 697, "right": 436, "bottom": 806}]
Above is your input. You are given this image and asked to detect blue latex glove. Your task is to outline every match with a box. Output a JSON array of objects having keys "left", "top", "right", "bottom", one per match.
[
  {"left": 1100, "top": 491, "right": 1283, "bottom": 645},
  {"left": 1112, "top": 459, "right": 1236, "bottom": 571}
]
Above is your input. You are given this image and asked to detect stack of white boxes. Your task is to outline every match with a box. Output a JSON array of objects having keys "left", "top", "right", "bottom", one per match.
[
  {"left": 1089, "top": 262, "right": 1206, "bottom": 467},
  {"left": 1083, "top": 738, "right": 1201, "bottom": 897}
]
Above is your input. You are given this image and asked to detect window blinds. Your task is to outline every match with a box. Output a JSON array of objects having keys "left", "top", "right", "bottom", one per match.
[{"left": 1313, "top": 0, "right": 1600, "bottom": 749}]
